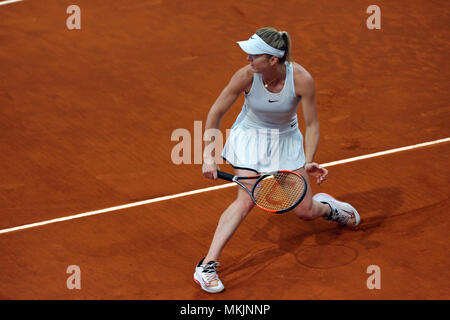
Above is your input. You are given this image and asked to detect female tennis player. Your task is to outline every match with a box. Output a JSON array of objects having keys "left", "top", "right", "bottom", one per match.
[{"left": 194, "top": 27, "right": 360, "bottom": 293}]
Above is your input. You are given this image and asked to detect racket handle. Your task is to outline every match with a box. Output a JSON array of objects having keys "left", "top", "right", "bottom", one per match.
[{"left": 217, "top": 170, "right": 235, "bottom": 181}]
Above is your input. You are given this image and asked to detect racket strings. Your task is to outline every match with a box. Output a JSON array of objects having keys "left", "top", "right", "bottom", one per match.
[{"left": 253, "top": 172, "right": 305, "bottom": 211}]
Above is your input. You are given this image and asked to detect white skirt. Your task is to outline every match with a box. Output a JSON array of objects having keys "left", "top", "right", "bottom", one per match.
[{"left": 221, "top": 120, "right": 306, "bottom": 173}]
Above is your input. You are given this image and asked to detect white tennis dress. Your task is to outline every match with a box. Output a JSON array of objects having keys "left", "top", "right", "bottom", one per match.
[{"left": 222, "top": 62, "right": 306, "bottom": 173}]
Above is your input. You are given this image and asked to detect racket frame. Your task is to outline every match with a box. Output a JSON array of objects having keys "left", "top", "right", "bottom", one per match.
[{"left": 217, "top": 170, "right": 307, "bottom": 214}]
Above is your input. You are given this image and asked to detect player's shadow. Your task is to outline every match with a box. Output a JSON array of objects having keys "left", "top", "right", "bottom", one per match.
[{"left": 221, "top": 187, "right": 403, "bottom": 280}]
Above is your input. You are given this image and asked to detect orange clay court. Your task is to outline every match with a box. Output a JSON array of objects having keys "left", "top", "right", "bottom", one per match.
[{"left": 0, "top": 0, "right": 449, "bottom": 300}]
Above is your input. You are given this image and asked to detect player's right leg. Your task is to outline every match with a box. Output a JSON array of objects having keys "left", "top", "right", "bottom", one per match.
[{"left": 194, "top": 168, "right": 255, "bottom": 293}]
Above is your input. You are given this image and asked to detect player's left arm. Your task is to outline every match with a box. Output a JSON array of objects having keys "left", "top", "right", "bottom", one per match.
[
  {"left": 294, "top": 67, "right": 319, "bottom": 163},
  {"left": 294, "top": 65, "right": 328, "bottom": 184}
]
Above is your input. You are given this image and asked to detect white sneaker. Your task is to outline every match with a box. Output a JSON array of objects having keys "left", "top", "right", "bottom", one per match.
[
  {"left": 313, "top": 193, "right": 361, "bottom": 226},
  {"left": 193, "top": 258, "right": 225, "bottom": 293}
]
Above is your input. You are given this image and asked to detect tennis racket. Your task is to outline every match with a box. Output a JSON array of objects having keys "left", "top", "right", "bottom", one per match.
[{"left": 217, "top": 170, "right": 307, "bottom": 214}]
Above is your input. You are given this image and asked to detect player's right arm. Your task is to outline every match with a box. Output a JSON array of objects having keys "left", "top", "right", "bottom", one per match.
[{"left": 202, "top": 66, "right": 253, "bottom": 180}]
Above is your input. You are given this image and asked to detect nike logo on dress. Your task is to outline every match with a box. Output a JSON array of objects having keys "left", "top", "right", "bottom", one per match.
[{"left": 268, "top": 99, "right": 278, "bottom": 103}]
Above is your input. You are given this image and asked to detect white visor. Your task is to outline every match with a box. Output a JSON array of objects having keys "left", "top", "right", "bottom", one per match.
[{"left": 236, "top": 33, "right": 285, "bottom": 58}]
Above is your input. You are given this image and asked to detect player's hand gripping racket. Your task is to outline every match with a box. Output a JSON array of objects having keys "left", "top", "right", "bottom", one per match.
[{"left": 217, "top": 170, "right": 307, "bottom": 214}]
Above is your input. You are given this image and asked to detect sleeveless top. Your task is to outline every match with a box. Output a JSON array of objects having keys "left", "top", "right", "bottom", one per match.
[
  {"left": 222, "top": 62, "right": 306, "bottom": 172},
  {"left": 232, "top": 61, "right": 302, "bottom": 134}
]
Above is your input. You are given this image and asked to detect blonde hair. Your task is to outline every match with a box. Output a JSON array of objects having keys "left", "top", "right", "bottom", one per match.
[{"left": 255, "top": 27, "right": 291, "bottom": 62}]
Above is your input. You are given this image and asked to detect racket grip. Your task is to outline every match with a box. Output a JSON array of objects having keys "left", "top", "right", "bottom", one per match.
[{"left": 217, "top": 170, "right": 235, "bottom": 181}]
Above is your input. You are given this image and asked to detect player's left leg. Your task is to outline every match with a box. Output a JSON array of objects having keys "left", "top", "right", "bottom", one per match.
[
  {"left": 290, "top": 167, "right": 329, "bottom": 220},
  {"left": 290, "top": 168, "right": 360, "bottom": 226},
  {"left": 313, "top": 192, "right": 361, "bottom": 226}
]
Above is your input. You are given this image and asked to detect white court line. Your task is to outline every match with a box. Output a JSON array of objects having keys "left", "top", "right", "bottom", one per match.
[
  {"left": 0, "top": 137, "right": 449, "bottom": 235},
  {"left": 0, "top": 0, "right": 24, "bottom": 6},
  {"left": 321, "top": 137, "right": 450, "bottom": 167}
]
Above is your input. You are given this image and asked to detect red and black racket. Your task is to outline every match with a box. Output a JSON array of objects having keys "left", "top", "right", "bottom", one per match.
[{"left": 217, "top": 170, "right": 307, "bottom": 214}]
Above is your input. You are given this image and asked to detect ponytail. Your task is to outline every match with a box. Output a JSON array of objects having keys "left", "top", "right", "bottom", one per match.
[
  {"left": 256, "top": 27, "right": 292, "bottom": 63},
  {"left": 279, "top": 31, "right": 291, "bottom": 62}
]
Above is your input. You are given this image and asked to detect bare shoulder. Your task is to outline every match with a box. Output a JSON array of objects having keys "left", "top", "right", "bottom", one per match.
[
  {"left": 228, "top": 65, "right": 254, "bottom": 93},
  {"left": 291, "top": 62, "right": 315, "bottom": 97}
]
